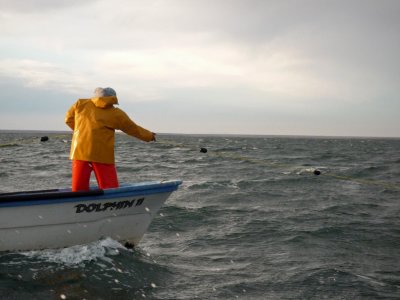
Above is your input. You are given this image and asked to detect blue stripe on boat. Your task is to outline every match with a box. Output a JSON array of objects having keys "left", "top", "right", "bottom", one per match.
[{"left": 0, "top": 180, "right": 182, "bottom": 208}]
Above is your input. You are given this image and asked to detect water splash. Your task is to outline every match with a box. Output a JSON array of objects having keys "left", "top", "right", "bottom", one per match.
[{"left": 21, "top": 237, "right": 125, "bottom": 266}]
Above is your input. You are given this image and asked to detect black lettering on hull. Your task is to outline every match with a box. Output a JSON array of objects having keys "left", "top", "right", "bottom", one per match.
[{"left": 75, "top": 197, "right": 145, "bottom": 214}]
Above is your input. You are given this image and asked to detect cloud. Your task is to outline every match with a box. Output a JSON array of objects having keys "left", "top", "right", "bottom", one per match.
[
  {"left": 1, "top": 0, "right": 398, "bottom": 103},
  {"left": 0, "top": 0, "right": 98, "bottom": 13},
  {"left": 0, "top": 59, "right": 91, "bottom": 95},
  {"left": 0, "top": 0, "right": 399, "bottom": 135}
]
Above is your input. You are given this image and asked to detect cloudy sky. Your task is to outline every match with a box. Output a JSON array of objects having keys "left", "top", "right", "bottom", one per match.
[{"left": 0, "top": 0, "right": 399, "bottom": 137}]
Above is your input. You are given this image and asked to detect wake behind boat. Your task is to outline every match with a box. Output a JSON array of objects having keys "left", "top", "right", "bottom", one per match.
[{"left": 0, "top": 180, "right": 182, "bottom": 251}]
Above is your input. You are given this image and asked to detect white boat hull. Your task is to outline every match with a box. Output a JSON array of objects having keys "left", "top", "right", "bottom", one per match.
[{"left": 0, "top": 181, "right": 181, "bottom": 251}]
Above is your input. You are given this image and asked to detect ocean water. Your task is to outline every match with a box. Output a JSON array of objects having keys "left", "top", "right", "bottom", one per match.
[{"left": 0, "top": 131, "right": 399, "bottom": 299}]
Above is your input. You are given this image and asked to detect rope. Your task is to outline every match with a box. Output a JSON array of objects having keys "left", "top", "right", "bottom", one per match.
[
  {"left": 1, "top": 135, "right": 398, "bottom": 191},
  {"left": 0, "top": 133, "right": 70, "bottom": 148},
  {"left": 156, "top": 139, "right": 400, "bottom": 191}
]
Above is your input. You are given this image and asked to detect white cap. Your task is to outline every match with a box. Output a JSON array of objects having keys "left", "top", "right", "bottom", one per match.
[{"left": 94, "top": 87, "right": 117, "bottom": 97}]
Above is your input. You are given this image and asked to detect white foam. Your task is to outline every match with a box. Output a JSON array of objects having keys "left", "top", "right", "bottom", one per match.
[{"left": 21, "top": 238, "right": 125, "bottom": 266}]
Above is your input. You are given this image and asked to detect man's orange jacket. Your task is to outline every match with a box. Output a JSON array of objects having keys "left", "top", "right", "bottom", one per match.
[{"left": 65, "top": 96, "right": 153, "bottom": 164}]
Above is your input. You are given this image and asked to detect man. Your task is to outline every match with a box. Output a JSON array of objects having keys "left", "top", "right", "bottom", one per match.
[{"left": 65, "top": 87, "right": 156, "bottom": 191}]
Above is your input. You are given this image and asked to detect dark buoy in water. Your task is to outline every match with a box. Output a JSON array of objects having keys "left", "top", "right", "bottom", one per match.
[
  {"left": 200, "top": 147, "right": 208, "bottom": 153},
  {"left": 313, "top": 169, "right": 321, "bottom": 175},
  {"left": 124, "top": 242, "right": 134, "bottom": 249},
  {"left": 40, "top": 136, "right": 49, "bottom": 142}
]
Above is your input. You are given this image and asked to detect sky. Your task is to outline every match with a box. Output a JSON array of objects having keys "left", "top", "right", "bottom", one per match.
[{"left": 0, "top": 0, "right": 399, "bottom": 137}]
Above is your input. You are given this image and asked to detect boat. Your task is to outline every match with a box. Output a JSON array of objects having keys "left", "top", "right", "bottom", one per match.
[{"left": 0, "top": 180, "right": 182, "bottom": 251}]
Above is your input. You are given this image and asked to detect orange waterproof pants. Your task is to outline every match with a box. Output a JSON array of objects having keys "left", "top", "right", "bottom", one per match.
[{"left": 72, "top": 160, "right": 119, "bottom": 191}]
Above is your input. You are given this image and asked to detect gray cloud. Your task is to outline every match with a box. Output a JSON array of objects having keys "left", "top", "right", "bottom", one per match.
[
  {"left": 0, "top": 0, "right": 399, "bottom": 136},
  {"left": 0, "top": 0, "right": 99, "bottom": 13}
]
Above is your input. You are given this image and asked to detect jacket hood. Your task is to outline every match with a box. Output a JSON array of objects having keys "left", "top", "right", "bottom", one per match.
[{"left": 91, "top": 96, "right": 119, "bottom": 108}]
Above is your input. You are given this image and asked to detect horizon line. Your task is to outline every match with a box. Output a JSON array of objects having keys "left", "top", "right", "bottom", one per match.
[{"left": 0, "top": 129, "right": 399, "bottom": 139}]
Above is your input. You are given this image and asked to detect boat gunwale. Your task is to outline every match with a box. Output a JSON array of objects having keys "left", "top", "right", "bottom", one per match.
[{"left": 0, "top": 180, "right": 182, "bottom": 208}]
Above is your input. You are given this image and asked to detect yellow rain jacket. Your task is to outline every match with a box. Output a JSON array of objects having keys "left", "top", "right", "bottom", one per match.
[{"left": 65, "top": 96, "right": 154, "bottom": 164}]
